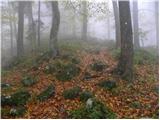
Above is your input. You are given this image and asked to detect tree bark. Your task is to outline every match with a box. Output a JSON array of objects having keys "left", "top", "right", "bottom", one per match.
[
  {"left": 112, "top": 0, "right": 121, "bottom": 48},
  {"left": 9, "top": 3, "right": 14, "bottom": 56},
  {"left": 17, "top": 1, "right": 25, "bottom": 57},
  {"left": 116, "top": 1, "right": 134, "bottom": 81},
  {"left": 155, "top": 1, "right": 159, "bottom": 50},
  {"left": 26, "top": 1, "right": 36, "bottom": 53},
  {"left": 81, "top": 1, "right": 88, "bottom": 41},
  {"left": 38, "top": 0, "right": 41, "bottom": 48},
  {"left": 50, "top": 1, "right": 60, "bottom": 57},
  {"left": 107, "top": 2, "right": 110, "bottom": 40},
  {"left": 133, "top": 0, "right": 140, "bottom": 49}
]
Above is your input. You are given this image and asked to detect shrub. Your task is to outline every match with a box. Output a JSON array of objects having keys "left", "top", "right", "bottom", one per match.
[
  {"left": 37, "top": 85, "right": 55, "bottom": 101},
  {"left": 98, "top": 80, "right": 116, "bottom": 90},
  {"left": 21, "top": 76, "right": 38, "bottom": 87},
  {"left": 11, "top": 90, "right": 31, "bottom": 106},
  {"left": 130, "top": 101, "right": 141, "bottom": 109},
  {"left": 111, "top": 48, "right": 121, "bottom": 60},
  {"left": 1, "top": 95, "right": 13, "bottom": 106},
  {"left": 80, "top": 91, "right": 93, "bottom": 102},
  {"left": 90, "top": 61, "right": 107, "bottom": 72},
  {"left": 63, "top": 87, "right": 81, "bottom": 99},
  {"left": 69, "top": 99, "right": 116, "bottom": 119},
  {"left": 134, "top": 49, "right": 157, "bottom": 65},
  {"left": 9, "top": 106, "right": 26, "bottom": 117},
  {"left": 55, "top": 63, "right": 80, "bottom": 81},
  {"left": 1, "top": 83, "right": 11, "bottom": 89}
]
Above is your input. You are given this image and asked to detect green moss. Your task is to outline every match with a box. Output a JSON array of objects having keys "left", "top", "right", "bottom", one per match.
[
  {"left": 21, "top": 76, "right": 38, "bottom": 87},
  {"left": 37, "top": 85, "right": 55, "bottom": 101},
  {"left": 63, "top": 87, "right": 81, "bottom": 99},
  {"left": 55, "top": 63, "right": 80, "bottom": 81},
  {"left": 1, "top": 95, "right": 13, "bottom": 106},
  {"left": 98, "top": 80, "right": 116, "bottom": 90},
  {"left": 1, "top": 108, "right": 10, "bottom": 116},
  {"left": 69, "top": 100, "right": 116, "bottom": 119},
  {"left": 80, "top": 91, "right": 94, "bottom": 102},
  {"left": 90, "top": 61, "right": 107, "bottom": 72}
]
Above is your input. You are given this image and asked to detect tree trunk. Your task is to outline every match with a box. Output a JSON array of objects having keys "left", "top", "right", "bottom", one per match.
[
  {"left": 116, "top": 1, "right": 134, "bottom": 81},
  {"left": 133, "top": 0, "right": 140, "bottom": 49},
  {"left": 155, "top": 1, "right": 159, "bottom": 50},
  {"left": 81, "top": 1, "right": 88, "bottom": 41},
  {"left": 107, "top": 2, "right": 110, "bottom": 40},
  {"left": 112, "top": 0, "right": 121, "bottom": 48},
  {"left": 17, "top": 1, "right": 25, "bottom": 57},
  {"left": 26, "top": 2, "right": 36, "bottom": 53},
  {"left": 38, "top": 0, "right": 41, "bottom": 48},
  {"left": 9, "top": 3, "right": 14, "bottom": 57},
  {"left": 50, "top": 1, "right": 60, "bottom": 57}
]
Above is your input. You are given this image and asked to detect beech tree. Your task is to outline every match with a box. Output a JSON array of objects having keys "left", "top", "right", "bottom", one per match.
[
  {"left": 112, "top": 0, "right": 121, "bottom": 48},
  {"left": 50, "top": 1, "right": 60, "bottom": 57},
  {"left": 116, "top": 1, "right": 134, "bottom": 81},
  {"left": 17, "top": 1, "right": 25, "bottom": 57},
  {"left": 133, "top": 0, "right": 140, "bottom": 49},
  {"left": 81, "top": 1, "right": 88, "bottom": 41}
]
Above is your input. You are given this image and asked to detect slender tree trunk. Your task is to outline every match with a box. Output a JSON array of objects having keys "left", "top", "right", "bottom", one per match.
[
  {"left": 133, "top": 0, "right": 140, "bottom": 49},
  {"left": 72, "top": 10, "right": 76, "bottom": 38},
  {"left": 116, "top": 1, "right": 134, "bottom": 81},
  {"left": 38, "top": 0, "right": 41, "bottom": 48},
  {"left": 50, "top": 1, "right": 60, "bottom": 57},
  {"left": 26, "top": 2, "right": 36, "bottom": 53},
  {"left": 107, "top": 2, "right": 110, "bottom": 40},
  {"left": 112, "top": 0, "right": 121, "bottom": 48},
  {"left": 81, "top": 1, "right": 88, "bottom": 41},
  {"left": 9, "top": 3, "right": 14, "bottom": 56},
  {"left": 155, "top": 1, "right": 159, "bottom": 50},
  {"left": 17, "top": 1, "right": 25, "bottom": 57}
]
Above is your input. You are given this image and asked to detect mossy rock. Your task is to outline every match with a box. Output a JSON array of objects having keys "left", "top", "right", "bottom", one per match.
[
  {"left": 63, "top": 87, "right": 81, "bottom": 99},
  {"left": 37, "top": 85, "right": 55, "bottom": 101},
  {"left": 90, "top": 61, "right": 107, "bottom": 72},
  {"left": 55, "top": 63, "right": 80, "bottom": 81},
  {"left": 9, "top": 106, "right": 26, "bottom": 117},
  {"left": 21, "top": 76, "right": 38, "bottom": 87},
  {"left": 69, "top": 99, "right": 116, "bottom": 119},
  {"left": 98, "top": 80, "right": 116, "bottom": 90},
  {"left": 80, "top": 91, "right": 94, "bottom": 102},
  {"left": 11, "top": 90, "right": 31, "bottom": 106}
]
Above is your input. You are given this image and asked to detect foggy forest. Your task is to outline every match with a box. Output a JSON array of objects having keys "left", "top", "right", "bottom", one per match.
[{"left": 1, "top": 0, "right": 159, "bottom": 119}]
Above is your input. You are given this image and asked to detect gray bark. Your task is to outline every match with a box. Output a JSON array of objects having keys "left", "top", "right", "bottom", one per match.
[
  {"left": 17, "top": 1, "right": 25, "bottom": 57},
  {"left": 155, "top": 1, "right": 159, "bottom": 50},
  {"left": 26, "top": 2, "right": 36, "bottom": 53},
  {"left": 112, "top": 0, "right": 121, "bottom": 48},
  {"left": 81, "top": 1, "right": 88, "bottom": 41},
  {"left": 133, "top": 0, "right": 140, "bottom": 49},
  {"left": 50, "top": 1, "right": 60, "bottom": 57},
  {"left": 117, "top": 1, "right": 134, "bottom": 81},
  {"left": 9, "top": 3, "right": 14, "bottom": 56},
  {"left": 38, "top": 0, "right": 41, "bottom": 48}
]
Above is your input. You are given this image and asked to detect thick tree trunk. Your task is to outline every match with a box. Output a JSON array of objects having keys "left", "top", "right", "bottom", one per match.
[
  {"left": 133, "top": 0, "right": 140, "bottom": 49},
  {"left": 155, "top": 1, "right": 159, "bottom": 50},
  {"left": 112, "top": 0, "right": 121, "bottom": 48},
  {"left": 17, "top": 1, "right": 25, "bottom": 57},
  {"left": 26, "top": 2, "right": 36, "bottom": 53},
  {"left": 81, "top": 1, "right": 88, "bottom": 41},
  {"left": 50, "top": 1, "right": 60, "bottom": 57},
  {"left": 116, "top": 1, "right": 134, "bottom": 81},
  {"left": 38, "top": 0, "right": 41, "bottom": 48}
]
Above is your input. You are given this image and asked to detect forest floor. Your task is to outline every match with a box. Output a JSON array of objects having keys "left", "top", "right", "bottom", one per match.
[{"left": 1, "top": 40, "right": 159, "bottom": 119}]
